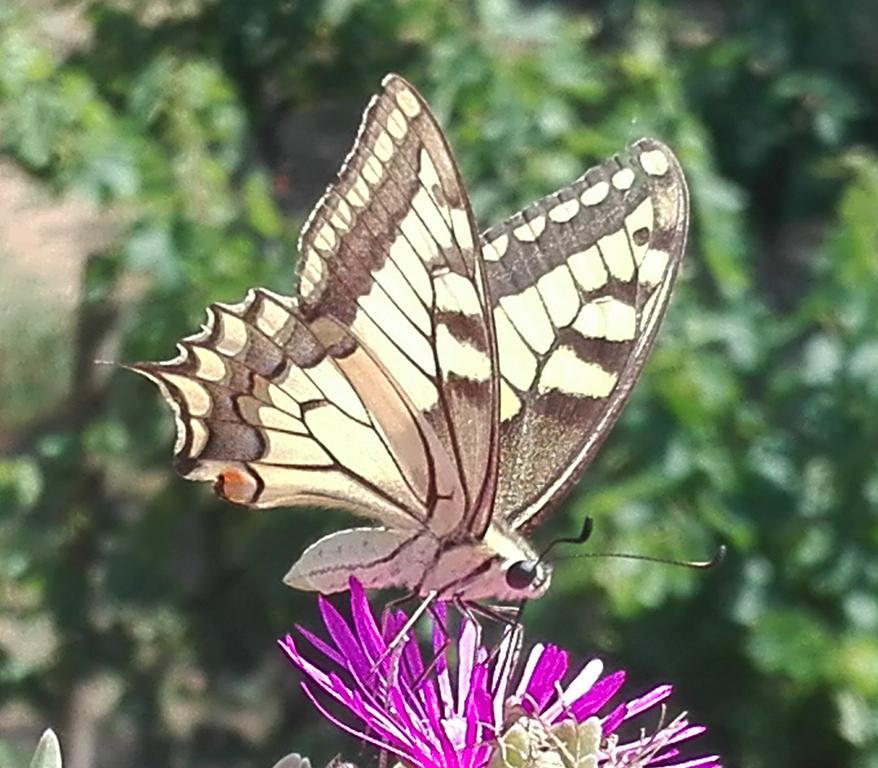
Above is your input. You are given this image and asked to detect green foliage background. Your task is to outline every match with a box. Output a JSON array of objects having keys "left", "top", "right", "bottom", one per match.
[{"left": 1, "top": 1, "right": 877, "bottom": 766}]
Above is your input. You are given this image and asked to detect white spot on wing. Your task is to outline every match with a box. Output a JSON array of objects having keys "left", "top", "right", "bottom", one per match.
[
  {"left": 395, "top": 87, "right": 421, "bottom": 117},
  {"left": 192, "top": 346, "right": 226, "bottom": 382},
  {"left": 537, "top": 346, "right": 617, "bottom": 398},
  {"left": 253, "top": 297, "right": 290, "bottom": 337},
  {"left": 612, "top": 168, "right": 635, "bottom": 190},
  {"left": 436, "top": 324, "right": 491, "bottom": 381},
  {"left": 536, "top": 264, "right": 580, "bottom": 328},
  {"left": 362, "top": 154, "right": 384, "bottom": 186},
  {"left": 412, "top": 188, "right": 452, "bottom": 250},
  {"left": 386, "top": 108, "right": 407, "bottom": 139},
  {"left": 329, "top": 197, "right": 353, "bottom": 231},
  {"left": 493, "top": 307, "right": 537, "bottom": 390},
  {"left": 450, "top": 208, "right": 474, "bottom": 251},
  {"left": 345, "top": 175, "right": 370, "bottom": 208},
  {"left": 639, "top": 248, "right": 670, "bottom": 286},
  {"left": 500, "top": 286, "right": 555, "bottom": 354},
  {"left": 189, "top": 419, "right": 209, "bottom": 455},
  {"left": 214, "top": 312, "right": 249, "bottom": 356},
  {"left": 400, "top": 201, "right": 442, "bottom": 265},
  {"left": 581, "top": 182, "right": 609, "bottom": 206},
  {"left": 434, "top": 271, "right": 483, "bottom": 316},
  {"left": 512, "top": 215, "right": 546, "bottom": 242},
  {"left": 640, "top": 148, "right": 670, "bottom": 176},
  {"left": 374, "top": 130, "right": 394, "bottom": 162},
  {"left": 625, "top": 198, "right": 654, "bottom": 267},
  {"left": 573, "top": 297, "right": 637, "bottom": 342},
  {"left": 312, "top": 223, "right": 337, "bottom": 251},
  {"left": 548, "top": 198, "right": 580, "bottom": 223},
  {"left": 164, "top": 374, "right": 211, "bottom": 416},
  {"left": 568, "top": 246, "right": 609, "bottom": 292},
  {"left": 499, "top": 379, "right": 522, "bottom": 421},
  {"left": 597, "top": 230, "right": 635, "bottom": 281},
  {"left": 482, "top": 234, "right": 509, "bottom": 261}
]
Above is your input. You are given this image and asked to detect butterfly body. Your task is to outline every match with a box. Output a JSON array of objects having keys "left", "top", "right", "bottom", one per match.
[
  {"left": 131, "top": 74, "right": 688, "bottom": 603},
  {"left": 285, "top": 517, "right": 549, "bottom": 601}
]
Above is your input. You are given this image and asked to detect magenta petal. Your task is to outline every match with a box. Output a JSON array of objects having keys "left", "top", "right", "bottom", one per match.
[
  {"left": 601, "top": 702, "right": 627, "bottom": 734},
  {"left": 524, "top": 645, "right": 568, "bottom": 712},
  {"left": 294, "top": 624, "right": 346, "bottom": 667},
  {"left": 382, "top": 608, "right": 408, "bottom": 644},
  {"left": 401, "top": 623, "right": 427, "bottom": 683},
  {"left": 462, "top": 695, "right": 492, "bottom": 768},
  {"left": 624, "top": 684, "right": 673, "bottom": 719},
  {"left": 348, "top": 578, "right": 386, "bottom": 664},
  {"left": 406, "top": 647, "right": 440, "bottom": 722},
  {"left": 318, "top": 594, "right": 370, "bottom": 679},
  {"left": 665, "top": 725, "right": 708, "bottom": 745},
  {"left": 388, "top": 685, "right": 443, "bottom": 764},
  {"left": 570, "top": 670, "right": 626, "bottom": 720}
]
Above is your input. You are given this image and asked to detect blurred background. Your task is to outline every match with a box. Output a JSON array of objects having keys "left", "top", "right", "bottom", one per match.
[{"left": 1, "top": 1, "right": 877, "bottom": 766}]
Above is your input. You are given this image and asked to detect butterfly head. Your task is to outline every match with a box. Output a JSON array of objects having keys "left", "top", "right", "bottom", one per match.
[{"left": 478, "top": 522, "right": 553, "bottom": 600}]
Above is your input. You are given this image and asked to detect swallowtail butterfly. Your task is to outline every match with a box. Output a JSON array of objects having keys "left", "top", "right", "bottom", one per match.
[{"left": 130, "top": 75, "right": 689, "bottom": 602}]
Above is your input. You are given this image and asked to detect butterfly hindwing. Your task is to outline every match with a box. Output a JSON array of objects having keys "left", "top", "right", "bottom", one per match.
[
  {"left": 480, "top": 138, "right": 689, "bottom": 530},
  {"left": 295, "top": 74, "right": 500, "bottom": 538},
  {"left": 128, "top": 288, "right": 444, "bottom": 532}
]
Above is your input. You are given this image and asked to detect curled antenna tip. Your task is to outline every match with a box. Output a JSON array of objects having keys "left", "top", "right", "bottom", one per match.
[
  {"left": 665, "top": 542, "right": 728, "bottom": 570},
  {"left": 708, "top": 543, "right": 727, "bottom": 568}
]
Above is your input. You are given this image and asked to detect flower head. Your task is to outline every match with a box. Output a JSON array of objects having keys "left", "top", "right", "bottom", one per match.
[{"left": 279, "top": 580, "right": 720, "bottom": 768}]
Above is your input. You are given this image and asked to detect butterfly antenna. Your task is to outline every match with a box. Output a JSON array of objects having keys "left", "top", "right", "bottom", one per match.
[
  {"left": 553, "top": 543, "right": 728, "bottom": 570},
  {"left": 537, "top": 515, "right": 595, "bottom": 563}
]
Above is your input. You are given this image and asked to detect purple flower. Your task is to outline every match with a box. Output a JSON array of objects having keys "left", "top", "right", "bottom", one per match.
[{"left": 279, "top": 580, "right": 721, "bottom": 768}]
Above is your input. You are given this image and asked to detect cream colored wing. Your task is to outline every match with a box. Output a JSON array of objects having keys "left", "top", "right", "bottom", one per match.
[{"left": 129, "top": 288, "right": 457, "bottom": 532}]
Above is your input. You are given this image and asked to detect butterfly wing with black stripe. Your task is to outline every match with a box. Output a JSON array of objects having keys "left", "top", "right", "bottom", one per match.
[
  {"left": 479, "top": 138, "right": 689, "bottom": 530},
  {"left": 295, "top": 74, "right": 500, "bottom": 539}
]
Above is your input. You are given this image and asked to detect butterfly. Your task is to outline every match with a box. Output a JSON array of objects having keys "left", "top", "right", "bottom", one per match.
[{"left": 129, "top": 74, "right": 689, "bottom": 603}]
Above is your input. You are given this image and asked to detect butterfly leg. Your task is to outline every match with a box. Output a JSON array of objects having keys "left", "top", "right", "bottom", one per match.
[
  {"left": 382, "top": 589, "right": 419, "bottom": 612},
  {"left": 406, "top": 601, "right": 465, "bottom": 691},
  {"left": 458, "top": 598, "right": 524, "bottom": 627},
  {"left": 370, "top": 590, "right": 439, "bottom": 677}
]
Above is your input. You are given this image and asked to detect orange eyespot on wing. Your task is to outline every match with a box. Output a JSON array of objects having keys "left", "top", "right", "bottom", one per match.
[{"left": 214, "top": 467, "right": 260, "bottom": 505}]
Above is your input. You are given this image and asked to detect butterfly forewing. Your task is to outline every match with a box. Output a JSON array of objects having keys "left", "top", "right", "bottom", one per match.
[
  {"left": 295, "top": 74, "right": 500, "bottom": 538},
  {"left": 480, "top": 138, "right": 689, "bottom": 530}
]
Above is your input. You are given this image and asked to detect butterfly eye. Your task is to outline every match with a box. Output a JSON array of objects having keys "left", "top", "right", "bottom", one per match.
[{"left": 506, "top": 560, "right": 539, "bottom": 591}]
